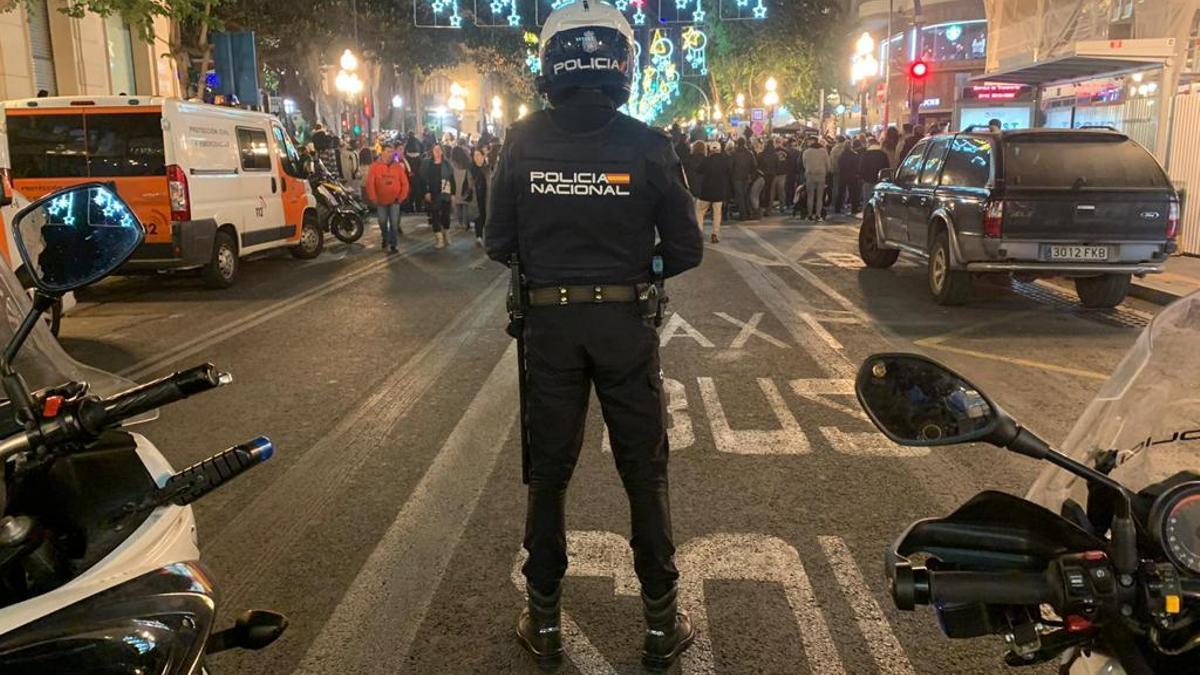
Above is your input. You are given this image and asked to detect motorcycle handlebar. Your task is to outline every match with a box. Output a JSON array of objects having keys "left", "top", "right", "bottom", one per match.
[
  {"left": 928, "top": 570, "right": 1055, "bottom": 607},
  {"left": 90, "top": 364, "right": 228, "bottom": 431}
]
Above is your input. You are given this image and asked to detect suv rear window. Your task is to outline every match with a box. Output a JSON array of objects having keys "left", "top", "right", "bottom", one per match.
[
  {"left": 1003, "top": 136, "right": 1168, "bottom": 189},
  {"left": 8, "top": 112, "right": 164, "bottom": 179}
]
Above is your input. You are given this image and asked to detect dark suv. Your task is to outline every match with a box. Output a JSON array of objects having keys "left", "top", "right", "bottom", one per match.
[{"left": 858, "top": 128, "right": 1179, "bottom": 307}]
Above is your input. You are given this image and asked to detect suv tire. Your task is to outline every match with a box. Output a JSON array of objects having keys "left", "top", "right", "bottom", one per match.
[
  {"left": 202, "top": 230, "right": 239, "bottom": 289},
  {"left": 1075, "top": 274, "right": 1131, "bottom": 309},
  {"left": 858, "top": 211, "right": 900, "bottom": 268},
  {"left": 928, "top": 231, "right": 971, "bottom": 305}
]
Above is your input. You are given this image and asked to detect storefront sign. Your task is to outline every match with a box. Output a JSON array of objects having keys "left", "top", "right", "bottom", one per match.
[
  {"left": 919, "top": 98, "right": 942, "bottom": 108},
  {"left": 961, "top": 83, "right": 1031, "bottom": 102}
]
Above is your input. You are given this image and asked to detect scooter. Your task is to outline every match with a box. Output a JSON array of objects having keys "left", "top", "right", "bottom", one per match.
[
  {"left": 0, "top": 183, "right": 285, "bottom": 673},
  {"left": 307, "top": 158, "right": 366, "bottom": 244},
  {"left": 855, "top": 296, "right": 1200, "bottom": 675}
]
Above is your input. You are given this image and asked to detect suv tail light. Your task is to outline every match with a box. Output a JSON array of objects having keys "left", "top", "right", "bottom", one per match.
[
  {"left": 983, "top": 200, "right": 1004, "bottom": 238},
  {"left": 1167, "top": 198, "right": 1180, "bottom": 240},
  {"left": 167, "top": 164, "right": 191, "bottom": 222}
]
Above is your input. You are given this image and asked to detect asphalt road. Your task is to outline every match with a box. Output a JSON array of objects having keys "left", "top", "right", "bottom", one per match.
[{"left": 57, "top": 213, "right": 1160, "bottom": 675}]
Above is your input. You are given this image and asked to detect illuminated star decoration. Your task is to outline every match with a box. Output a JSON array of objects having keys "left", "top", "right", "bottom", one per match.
[
  {"left": 431, "top": 0, "right": 462, "bottom": 27},
  {"left": 752, "top": 0, "right": 766, "bottom": 19},
  {"left": 681, "top": 25, "right": 707, "bottom": 75},
  {"left": 669, "top": 0, "right": 704, "bottom": 23},
  {"left": 91, "top": 187, "right": 134, "bottom": 227},
  {"left": 626, "top": 29, "right": 680, "bottom": 122}
]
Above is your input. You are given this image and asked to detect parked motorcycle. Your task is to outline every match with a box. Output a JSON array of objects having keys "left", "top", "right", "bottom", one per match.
[
  {"left": 0, "top": 183, "right": 285, "bottom": 673},
  {"left": 855, "top": 302, "right": 1200, "bottom": 674},
  {"left": 306, "top": 158, "right": 365, "bottom": 244}
]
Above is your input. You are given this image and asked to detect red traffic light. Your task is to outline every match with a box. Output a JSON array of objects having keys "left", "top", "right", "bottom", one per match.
[{"left": 909, "top": 60, "right": 930, "bottom": 79}]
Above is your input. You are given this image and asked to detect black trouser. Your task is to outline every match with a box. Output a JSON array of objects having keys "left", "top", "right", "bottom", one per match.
[
  {"left": 429, "top": 197, "right": 451, "bottom": 233},
  {"left": 733, "top": 179, "right": 751, "bottom": 220},
  {"left": 474, "top": 198, "right": 487, "bottom": 239},
  {"left": 521, "top": 302, "right": 678, "bottom": 598}
]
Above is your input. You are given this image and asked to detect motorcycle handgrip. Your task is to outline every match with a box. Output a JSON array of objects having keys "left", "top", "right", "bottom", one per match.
[
  {"left": 163, "top": 436, "right": 275, "bottom": 506},
  {"left": 93, "top": 364, "right": 228, "bottom": 430},
  {"left": 928, "top": 571, "right": 1054, "bottom": 607}
]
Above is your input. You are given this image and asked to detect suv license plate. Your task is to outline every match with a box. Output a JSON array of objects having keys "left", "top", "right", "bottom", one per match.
[{"left": 1045, "top": 245, "right": 1109, "bottom": 262}]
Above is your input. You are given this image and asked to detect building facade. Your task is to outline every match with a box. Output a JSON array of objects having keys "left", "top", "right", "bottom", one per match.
[
  {"left": 0, "top": 0, "right": 179, "bottom": 100},
  {"left": 847, "top": 0, "right": 988, "bottom": 131}
]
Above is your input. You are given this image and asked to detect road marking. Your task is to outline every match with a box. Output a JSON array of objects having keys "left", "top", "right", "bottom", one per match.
[
  {"left": 295, "top": 340, "right": 519, "bottom": 674},
  {"left": 513, "top": 531, "right": 846, "bottom": 675},
  {"left": 714, "top": 311, "right": 790, "bottom": 349},
  {"left": 706, "top": 245, "right": 788, "bottom": 267},
  {"left": 913, "top": 311, "right": 1109, "bottom": 381},
  {"left": 118, "top": 238, "right": 434, "bottom": 380},
  {"left": 660, "top": 311, "right": 716, "bottom": 348},
  {"left": 679, "top": 534, "right": 845, "bottom": 675},
  {"left": 741, "top": 227, "right": 863, "bottom": 319},
  {"left": 723, "top": 253, "right": 855, "bottom": 378},
  {"left": 798, "top": 312, "right": 845, "bottom": 351},
  {"left": 207, "top": 271, "right": 506, "bottom": 608},
  {"left": 602, "top": 377, "right": 692, "bottom": 453},
  {"left": 819, "top": 536, "right": 917, "bottom": 675},
  {"left": 697, "top": 377, "right": 810, "bottom": 454}
]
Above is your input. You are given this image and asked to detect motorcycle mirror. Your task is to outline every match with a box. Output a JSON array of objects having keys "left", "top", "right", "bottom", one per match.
[
  {"left": 12, "top": 183, "right": 145, "bottom": 296},
  {"left": 855, "top": 353, "right": 1001, "bottom": 447}
]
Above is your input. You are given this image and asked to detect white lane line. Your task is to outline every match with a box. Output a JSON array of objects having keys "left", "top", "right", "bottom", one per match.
[
  {"left": 706, "top": 245, "right": 788, "bottom": 267},
  {"left": 209, "top": 272, "right": 507, "bottom": 608},
  {"left": 119, "top": 238, "right": 433, "bottom": 380},
  {"left": 742, "top": 227, "right": 864, "bottom": 319},
  {"left": 818, "top": 536, "right": 917, "bottom": 675},
  {"left": 798, "top": 312, "right": 844, "bottom": 351},
  {"left": 697, "top": 377, "right": 810, "bottom": 455},
  {"left": 715, "top": 311, "right": 790, "bottom": 349},
  {"left": 294, "top": 340, "right": 519, "bottom": 674}
]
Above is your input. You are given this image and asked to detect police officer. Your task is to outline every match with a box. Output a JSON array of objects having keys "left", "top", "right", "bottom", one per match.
[{"left": 484, "top": 0, "right": 703, "bottom": 668}]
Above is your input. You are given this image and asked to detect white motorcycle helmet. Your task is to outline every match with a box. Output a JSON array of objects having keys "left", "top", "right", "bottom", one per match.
[{"left": 536, "top": 0, "right": 635, "bottom": 105}]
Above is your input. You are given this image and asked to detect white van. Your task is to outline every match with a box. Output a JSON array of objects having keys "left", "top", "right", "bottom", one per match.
[
  {"left": 0, "top": 108, "right": 75, "bottom": 333},
  {"left": 1, "top": 96, "right": 320, "bottom": 288}
]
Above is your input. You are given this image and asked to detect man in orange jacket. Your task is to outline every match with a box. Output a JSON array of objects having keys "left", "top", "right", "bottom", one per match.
[{"left": 364, "top": 142, "right": 410, "bottom": 253}]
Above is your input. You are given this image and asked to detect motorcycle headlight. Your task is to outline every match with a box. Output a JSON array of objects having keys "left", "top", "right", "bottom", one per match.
[{"left": 0, "top": 562, "right": 216, "bottom": 675}]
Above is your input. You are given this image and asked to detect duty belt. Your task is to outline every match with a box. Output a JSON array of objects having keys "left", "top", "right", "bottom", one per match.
[{"left": 527, "top": 284, "right": 642, "bottom": 306}]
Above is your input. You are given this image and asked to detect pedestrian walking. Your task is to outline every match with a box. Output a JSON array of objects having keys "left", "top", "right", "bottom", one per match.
[
  {"left": 467, "top": 147, "right": 490, "bottom": 247},
  {"left": 697, "top": 140, "right": 732, "bottom": 243},
  {"left": 784, "top": 138, "right": 801, "bottom": 212},
  {"left": 758, "top": 139, "right": 779, "bottom": 214},
  {"left": 364, "top": 142, "right": 410, "bottom": 253},
  {"left": 404, "top": 131, "right": 425, "bottom": 213},
  {"left": 828, "top": 136, "right": 848, "bottom": 214},
  {"left": 731, "top": 138, "right": 757, "bottom": 221},
  {"left": 801, "top": 137, "right": 832, "bottom": 222},
  {"left": 859, "top": 136, "right": 891, "bottom": 208},
  {"left": 838, "top": 139, "right": 864, "bottom": 215},
  {"left": 485, "top": 2, "right": 702, "bottom": 668},
  {"left": 450, "top": 145, "right": 472, "bottom": 231},
  {"left": 423, "top": 144, "right": 456, "bottom": 249},
  {"left": 882, "top": 126, "right": 902, "bottom": 169},
  {"left": 685, "top": 140, "right": 707, "bottom": 201}
]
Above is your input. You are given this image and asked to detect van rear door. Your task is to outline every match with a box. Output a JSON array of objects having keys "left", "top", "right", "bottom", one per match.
[
  {"left": 999, "top": 134, "right": 1173, "bottom": 243},
  {"left": 6, "top": 108, "right": 171, "bottom": 246}
]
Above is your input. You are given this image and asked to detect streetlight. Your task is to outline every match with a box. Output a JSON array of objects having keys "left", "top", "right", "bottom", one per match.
[
  {"left": 490, "top": 95, "right": 504, "bottom": 130},
  {"left": 340, "top": 49, "right": 358, "bottom": 72},
  {"left": 763, "top": 77, "right": 780, "bottom": 132},
  {"left": 392, "top": 95, "right": 403, "bottom": 108},
  {"left": 518, "top": 103, "right": 529, "bottom": 119}
]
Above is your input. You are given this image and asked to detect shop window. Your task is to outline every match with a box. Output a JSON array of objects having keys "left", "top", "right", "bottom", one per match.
[
  {"left": 105, "top": 16, "right": 137, "bottom": 95},
  {"left": 26, "top": 0, "right": 57, "bottom": 96}
]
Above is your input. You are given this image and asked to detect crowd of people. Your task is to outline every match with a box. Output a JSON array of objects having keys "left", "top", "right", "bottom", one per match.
[
  {"left": 304, "top": 116, "right": 989, "bottom": 251},
  {"left": 305, "top": 126, "right": 501, "bottom": 251},
  {"left": 673, "top": 119, "right": 966, "bottom": 242}
]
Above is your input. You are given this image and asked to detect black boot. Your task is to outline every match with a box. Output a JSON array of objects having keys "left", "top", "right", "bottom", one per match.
[
  {"left": 641, "top": 586, "right": 695, "bottom": 670},
  {"left": 516, "top": 585, "right": 563, "bottom": 662}
]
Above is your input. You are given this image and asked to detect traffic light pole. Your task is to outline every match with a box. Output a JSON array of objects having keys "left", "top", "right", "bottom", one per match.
[{"left": 909, "top": 0, "right": 923, "bottom": 126}]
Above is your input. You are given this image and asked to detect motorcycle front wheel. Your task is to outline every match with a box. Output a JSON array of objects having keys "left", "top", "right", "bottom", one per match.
[{"left": 330, "top": 211, "right": 365, "bottom": 244}]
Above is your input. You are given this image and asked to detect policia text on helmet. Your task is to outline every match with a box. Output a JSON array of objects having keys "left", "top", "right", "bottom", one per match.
[{"left": 482, "top": 0, "right": 704, "bottom": 670}]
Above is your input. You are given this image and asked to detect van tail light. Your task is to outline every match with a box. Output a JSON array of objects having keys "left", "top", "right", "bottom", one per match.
[
  {"left": 0, "top": 168, "right": 12, "bottom": 206},
  {"left": 1167, "top": 198, "right": 1180, "bottom": 240},
  {"left": 167, "top": 164, "right": 191, "bottom": 222},
  {"left": 983, "top": 200, "right": 1004, "bottom": 238}
]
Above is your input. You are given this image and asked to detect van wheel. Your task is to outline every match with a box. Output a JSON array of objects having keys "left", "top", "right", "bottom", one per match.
[
  {"left": 929, "top": 231, "right": 971, "bottom": 305},
  {"left": 1075, "top": 274, "right": 1131, "bottom": 309},
  {"left": 203, "top": 231, "right": 239, "bottom": 289},
  {"left": 291, "top": 216, "right": 324, "bottom": 259},
  {"left": 858, "top": 211, "right": 899, "bottom": 268}
]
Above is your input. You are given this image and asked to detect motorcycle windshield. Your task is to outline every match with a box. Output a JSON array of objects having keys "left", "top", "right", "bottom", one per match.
[
  {"left": 1027, "top": 290, "right": 1200, "bottom": 509},
  {"left": 0, "top": 259, "right": 135, "bottom": 401}
]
